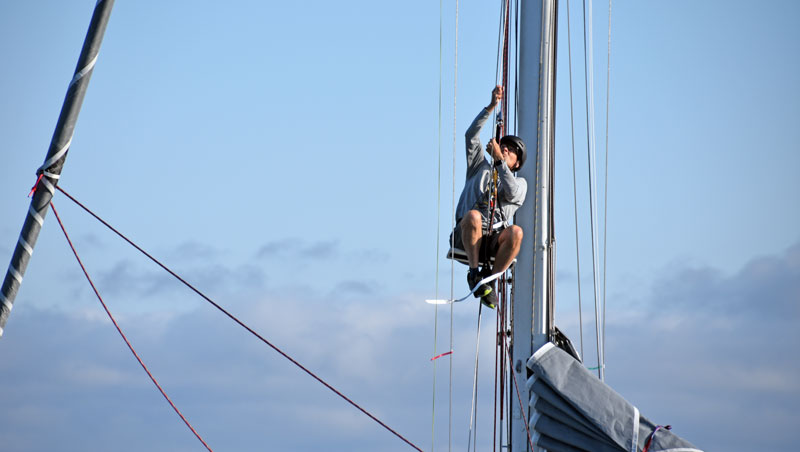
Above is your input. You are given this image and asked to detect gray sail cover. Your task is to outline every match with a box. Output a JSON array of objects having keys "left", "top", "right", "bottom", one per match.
[{"left": 526, "top": 343, "right": 703, "bottom": 452}]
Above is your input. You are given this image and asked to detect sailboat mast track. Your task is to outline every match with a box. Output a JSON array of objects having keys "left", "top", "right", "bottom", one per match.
[{"left": 54, "top": 185, "right": 424, "bottom": 452}]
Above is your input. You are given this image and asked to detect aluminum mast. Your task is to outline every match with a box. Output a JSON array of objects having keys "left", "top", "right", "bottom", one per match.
[{"left": 511, "top": 0, "right": 557, "bottom": 450}]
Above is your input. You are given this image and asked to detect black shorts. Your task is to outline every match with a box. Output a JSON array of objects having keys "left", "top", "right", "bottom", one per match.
[{"left": 450, "top": 220, "right": 503, "bottom": 265}]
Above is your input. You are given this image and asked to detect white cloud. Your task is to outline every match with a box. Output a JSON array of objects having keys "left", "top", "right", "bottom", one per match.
[{"left": 1, "top": 242, "right": 797, "bottom": 451}]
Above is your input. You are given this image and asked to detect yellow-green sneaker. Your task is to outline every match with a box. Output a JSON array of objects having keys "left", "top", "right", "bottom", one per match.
[
  {"left": 468, "top": 269, "right": 492, "bottom": 298},
  {"left": 481, "top": 290, "right": 497, "bottom": 309}
]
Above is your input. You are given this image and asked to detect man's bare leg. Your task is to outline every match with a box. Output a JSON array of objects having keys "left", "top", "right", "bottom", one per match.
[
  {"left": 460, "top": 209, "right": 484, "bottom": 269},
  {"left": 492, "top": 225, "right": 523, "bottom": 273}
]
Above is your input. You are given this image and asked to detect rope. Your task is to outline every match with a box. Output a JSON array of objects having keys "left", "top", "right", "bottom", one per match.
[
  {"left": 466, "top": 304, "right": 483, "bottom": 452},
  {"left": 425, "top": 271, "right": 505, "bottom": 305},
  {"left": 499, "top": 275, "right": 508, "bottom": 449},
  {"left": 431, "top": 0, "right": 445, "bottom": 449},
  {"left": 565, "top": 0, "right": 585, "bottom": 361},
  {"left": 493, "top": 4, "right": 512, "bottom": 450},
  {"left": 492, "top": 272, "right": 509, "bottom": 452},
  {"left": 513, "top": 0, "right": 519, "bottom": 133},
  {"left": 602, "top": 0, "right": 612, "bottom": 374},
  {"left": 582, "top": 0, "right": 604, "bottom": 381},
  {"left": 642, "top": 425, "right": 671, "bottom": 452},
  {"left": 500, "top": 0, "right": 511, "bottom": 134},
  {"left": 54, "top": 186, "right": 424, "bottom": 452},
  {"left": 494, "top": 0, "right": 503, "bottom": 88},
  {"left": 492, "top": 297, "right": 499, "bottom": 452},
  {"left": 449, "top": 1, "right": 459, "bottom": 450},
  {"left": 504, "top": 343, "right": 535, "bottom": 452},
  {"left": 50, "top": 202, "right": 214, "bottom": 452}
]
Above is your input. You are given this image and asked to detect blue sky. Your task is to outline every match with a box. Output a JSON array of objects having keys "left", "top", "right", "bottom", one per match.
[{"left": 1, "top": 1, "right": 798, "bottom": 451}]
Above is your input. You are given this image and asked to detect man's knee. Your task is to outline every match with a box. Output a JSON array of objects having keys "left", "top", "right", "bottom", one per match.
[
  {"left": 461, "top": 210, "right": 482, "bottom": 231},
  {"left": 501, "top": 225, "right": 523, "bottom": 247},
  {"left": 510, "top": 225, "right": 523, "bottom": 244},
  {"left": 465, "top": 210, "right": 482, "bottom": 225}
]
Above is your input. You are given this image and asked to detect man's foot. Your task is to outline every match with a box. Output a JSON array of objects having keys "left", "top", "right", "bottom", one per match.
[
  {"left": 467, "top": 268, "right": 492, "bottom": 298},
  {"left": 480, "top": 290, "right": 497, "bottom": 309},
  {"left": 479, "top": 267, "right": 497, "bottom": 309}
]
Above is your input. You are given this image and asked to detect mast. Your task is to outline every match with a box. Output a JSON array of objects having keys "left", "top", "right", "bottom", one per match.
[
  {"left": 511, "top": 0, "right": 557, "bottom": 450},
  {"left": 0, "top": 0, "right": 115, "bottom": 337}
]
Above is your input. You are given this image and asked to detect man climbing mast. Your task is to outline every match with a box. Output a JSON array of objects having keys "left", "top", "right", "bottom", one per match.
[{"left": 451, "top": 85, "right": 527, "bottom": 308}]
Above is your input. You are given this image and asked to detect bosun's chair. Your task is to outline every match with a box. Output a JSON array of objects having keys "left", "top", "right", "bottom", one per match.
[{"left": 446, "top": 245, "right": 516, "bottom": 269}]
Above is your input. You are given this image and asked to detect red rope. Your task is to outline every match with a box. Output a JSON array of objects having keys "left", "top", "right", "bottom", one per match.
[
  {"left": 51, "top": 202, "right": 214, "bottom": 452},
  {"left": 55, "top": 185, "right": 424, "bottom": 452},
  {"left": 492, "top": 292, "right": 500, "bottom": 452},
  {"left": 505, "top": 343, "right": 536, "bottom": 452},
  {"left": 500, "top": 0, "right": 512, "bottom": 136},
  {"left": 499, "top": 277, "right": 507, "bottom": 424},
  {"left": 642, "top": 425, "right": 671, "bottom": 452},
  {"left": 28, "top": 174, "right": 43, "bottom": 197}
]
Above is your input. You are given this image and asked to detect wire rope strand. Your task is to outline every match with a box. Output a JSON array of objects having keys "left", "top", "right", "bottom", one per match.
[
  {"left": 565, "top": 0, "right": 585, "bottom": 361},
  {"left": 449, "top": 1, "right": 459, "bottom": 450},
  {"left": 54, "top": 186, "right": 424, "bottom": 452},
  {"left": 466, "top": 304, "right": 483, "bottom": 452},
  {"left": 513, "top": 0, "right": 520, "bottom": 133},
  {"left": 432, "top": 1, "right": 445, "bottom": 450},
  {"left": 582, "top": 0, "right": 604, "bottom": 381},
  {"left": 51, "top": 202, "right": 214, "bottom": 452},
  {"left": 501, "top": 0, "right": 511, "bottom": 132},
  {"left": 602, "top": 0, "right": 612, "bottom": 374},
  {"left": 495, "top": 0, "right": 504, "bottom": 88}
]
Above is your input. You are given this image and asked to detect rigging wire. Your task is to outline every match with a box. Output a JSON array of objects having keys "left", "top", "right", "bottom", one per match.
[
  {"left": 432, "top": 0, "right": 445, "bottom": 449},
  {"left": 582, "top": 0, "right": 605, "bottom": 381},
  {"left": 602, "top": 0, "right": 612, "bottom": 374},
  {"left": 565, "top": 0, "right": 585, "bottom": 361},
  {"left": 500, "top": 0, "right": 512, "bottom": 131},
  {"left": 54, "top": 186, "right": 424, "bottom": 452},
  {"left": 494, "top": 0, "right": 503, "bottom": 89},
  {"left": 466, "top": 305, "right": 484, "bottom": 452},
  {"left": 449, "top": 1, "right": 459, "bottom": 450},
  {"left": 50, "top": 202, "right": 214, "bottom": 452},
  {"left": 488, "top": 2, "right": 512, "bottom": 449},
  {"left": 513, "top": 0, "right": 520, "bottom": 133}
]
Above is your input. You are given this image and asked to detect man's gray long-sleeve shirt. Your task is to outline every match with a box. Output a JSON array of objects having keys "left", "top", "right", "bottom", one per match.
[{"left": 455, "top": 107, "right": 527, "bottom": 228}]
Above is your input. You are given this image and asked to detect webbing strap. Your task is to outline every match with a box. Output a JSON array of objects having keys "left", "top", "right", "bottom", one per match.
[{"left": 642, "top": 425, "right": 671, "bottom": 452}]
